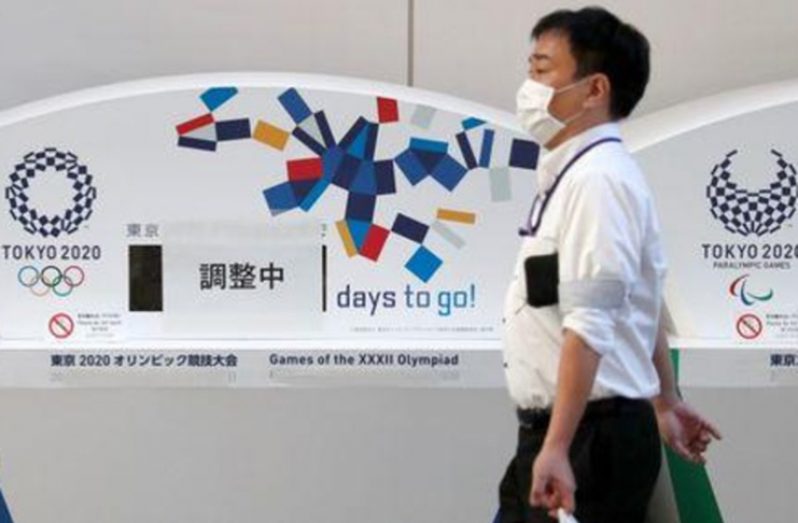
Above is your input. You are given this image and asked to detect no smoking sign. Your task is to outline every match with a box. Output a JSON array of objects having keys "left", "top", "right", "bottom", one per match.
[
  {"left": 736, "top": 313, "right": 764, "bottom": 340},
  {"left": 49, "top": 313, "right": 75, "bottom": 339}
]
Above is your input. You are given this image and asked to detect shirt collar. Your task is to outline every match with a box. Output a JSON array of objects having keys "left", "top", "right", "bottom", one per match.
[{"left": 536, "top": 122, "right": 623, "bottom": 192}]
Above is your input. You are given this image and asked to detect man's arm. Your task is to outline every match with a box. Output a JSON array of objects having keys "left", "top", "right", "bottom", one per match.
[
  {"left": 651, "top": 310, "right": 722, "bottom": 463},
  {"left": 652, "top": 318, "right": 680, "bottom": 407},
  {"left": 530, "top": 170, "right": 638, "bottom": 516},
  {"left": 530, "top": 329, "right": 600, "bottom": 517}
]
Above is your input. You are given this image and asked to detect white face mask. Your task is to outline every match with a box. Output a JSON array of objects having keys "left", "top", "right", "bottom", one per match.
[{"left": 515, "top": 78, "right": 587, "bottom": 147}]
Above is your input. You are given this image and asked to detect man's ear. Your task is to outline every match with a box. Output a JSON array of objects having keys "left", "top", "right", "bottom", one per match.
[{"left": 585, "top": 73, "right": 612, "bottom": 111}]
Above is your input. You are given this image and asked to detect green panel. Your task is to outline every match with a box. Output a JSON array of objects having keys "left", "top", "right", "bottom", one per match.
[{"left": 666, "top": 348, "right": 724, "bottom": 523}]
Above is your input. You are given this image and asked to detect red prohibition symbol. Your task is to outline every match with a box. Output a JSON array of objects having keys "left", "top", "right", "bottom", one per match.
[
  {"left": 736, "top": 313, "right": 763, "bottom": 340},
  {"left": 48, "top": 312, "right": 75, "bottom": 339}
]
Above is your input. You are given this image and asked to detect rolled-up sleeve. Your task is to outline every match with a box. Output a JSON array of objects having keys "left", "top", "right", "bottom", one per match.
[{"left": 557, "top": 170, "right": 642, "bottom": 356}]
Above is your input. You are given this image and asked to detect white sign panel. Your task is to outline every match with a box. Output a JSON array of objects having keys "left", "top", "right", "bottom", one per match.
[
  {"left": 0, "top": 73, "right": 539, "bottom": 350},
  {"left": 628, "top": 81, "right": 798, "bottom": 346}
]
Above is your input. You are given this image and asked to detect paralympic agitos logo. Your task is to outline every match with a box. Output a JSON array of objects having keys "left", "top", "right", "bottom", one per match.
[
  {"left": 706, "top": 149, "right": 798, "bottom": 237},
  {"left": 4, "top": 147, "right": 97, "bottom": 238},
  {"left": 729, "top": 274, "right": 774, "bottom": 306}
]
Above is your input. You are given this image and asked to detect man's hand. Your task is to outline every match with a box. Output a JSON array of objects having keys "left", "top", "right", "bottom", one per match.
[
  {"left": 530, "top": 444, "right": 576, "bottom": 518},
  {"left": 651, "top": 311, "right": 722, "bottom": 464},
  {"left": 654, "top": 397, "right": 722, "bottom": 464},
  {"left": 530, "top": 331, "right": 600, "bottom": 518}
]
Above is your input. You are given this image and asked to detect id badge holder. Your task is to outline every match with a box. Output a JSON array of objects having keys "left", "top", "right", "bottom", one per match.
[{"left": 523, "top": 252, "right": 559, "bottom": 307}]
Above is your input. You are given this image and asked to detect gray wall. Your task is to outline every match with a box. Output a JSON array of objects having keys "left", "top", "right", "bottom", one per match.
[
  {"left": 2, "top": 1, "right": 798, "bottom": 116},
  {"left": 0, "top": 388, "right": 517, "bottom": 523},
  {"left": 414, "top": 0, "right": 798, "bottom": 115}
]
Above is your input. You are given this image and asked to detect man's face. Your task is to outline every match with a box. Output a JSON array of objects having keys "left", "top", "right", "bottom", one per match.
[{"left": 527, "top": 31, "right": 589, "bottom": 123}]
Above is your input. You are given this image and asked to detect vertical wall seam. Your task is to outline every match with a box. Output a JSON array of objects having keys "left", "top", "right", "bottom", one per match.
[{"left": 407, "top": 0, "right": 415, "bottom": 86}]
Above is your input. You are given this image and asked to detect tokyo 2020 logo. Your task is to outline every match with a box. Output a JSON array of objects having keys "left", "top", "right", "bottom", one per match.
[
  {"left": 4, "top": 147, "right": 97, "bottom": 238},
  {"left": 706, "top": 149, "right": 797, "bottom": 237}
]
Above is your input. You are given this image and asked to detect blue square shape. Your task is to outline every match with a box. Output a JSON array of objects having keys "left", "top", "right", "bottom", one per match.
[
  {"left": 332, "top": 154, "right": 362, "bottom": 190},
  {"left": 395, "top": 150, "right": 428, "bottom": 186},
  {"left": 263, "top": 182, "right": 298, "bottom": 216},
  {"left": 509, "top": 139, "right": 540, "bottom": 170},
  {"left": 345, "top": 192, "right": 376, "bottom": 222},
  {"left": 351, "top": 161, "right": 377, "bottom": 195},
  {"left": 479, "top": 129, "right": 495, "bottom": 168},
  {"left": 278, "top": 88, "right": 312, "bottom": 124},
  {"left": 215, "top": 119, "right": 251, "bottom": 141},
  {"left": 392, "top": 213, "right": 428, "bottom": 243},
  {"left": 405, "top": 246, "right": 443, "bottom": 283},
  {"left": 322, "top": 147, "right": 345, "bottom": 181},
  {"left": 431, "top": 155, "right": 467, "bottom": 191},
  {"left": 375, "top": 160, "right": 396, "bottom": 195}
]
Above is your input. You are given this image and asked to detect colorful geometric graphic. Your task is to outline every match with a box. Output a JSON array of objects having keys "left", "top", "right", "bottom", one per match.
[
  {"left": 175, "top": 87, "right": 252, "bottom": 152},
  {"left": 176, "top": 86, "right": 538, "bottom": 281}
]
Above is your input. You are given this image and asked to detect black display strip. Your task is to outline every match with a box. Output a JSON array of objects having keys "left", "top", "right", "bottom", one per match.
[
  {"left": 129, "top": 245, "right": 163, "bottom": 312},
  {"left": 322, "top": 245, "right": 328, "bottom": 313}
]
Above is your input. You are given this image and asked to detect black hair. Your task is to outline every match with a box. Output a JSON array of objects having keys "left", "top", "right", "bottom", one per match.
[{"left": 532, "top": 6, "right": 650, "bottom": 119}]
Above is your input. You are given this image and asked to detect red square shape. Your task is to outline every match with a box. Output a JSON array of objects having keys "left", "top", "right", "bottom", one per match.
[
  {"left": 287, "top": 157, "right": 323, "bottom": 181},
  {"left": 360, "top": 225, "right": 390, "bottom": 261},
  {"left": 176, "top": 113, "right": 214, "bottom": 135},
  {"left": 377, "top": 97, "right": 399, "bottom": 123}
]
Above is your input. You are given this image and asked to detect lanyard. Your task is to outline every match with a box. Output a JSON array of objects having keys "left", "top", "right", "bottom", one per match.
[{"left": 518, "top": 137, "right": 622, "bottom": 237}]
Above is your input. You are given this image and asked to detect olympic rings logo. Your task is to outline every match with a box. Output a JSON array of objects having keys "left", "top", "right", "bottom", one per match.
[{"left": 17, "top": 265, "right": 86, "bottom": 297}]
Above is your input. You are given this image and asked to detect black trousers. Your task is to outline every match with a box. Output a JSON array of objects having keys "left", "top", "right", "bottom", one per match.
[{"left": 497, "top": 397, "right": 661, "bottom": 523}]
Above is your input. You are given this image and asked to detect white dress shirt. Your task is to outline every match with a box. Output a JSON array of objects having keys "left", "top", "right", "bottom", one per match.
[{"left": 502, "top": 122, "right": 667, "bottom": 410}]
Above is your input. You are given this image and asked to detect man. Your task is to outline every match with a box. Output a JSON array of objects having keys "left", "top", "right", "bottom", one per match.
[{"left": 499, "top": 7, "right": 721, "bottom": 522}]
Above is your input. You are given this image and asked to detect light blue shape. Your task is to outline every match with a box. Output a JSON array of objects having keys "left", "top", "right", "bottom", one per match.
[
  {"left": 410, "top": 105, "right": 436, "bottom": 129},
  {"left": 349, "top": 126, "right": 369, "bottom": 159},
  {"left": 200, "top": 87, "right": 238, "bottom": 112},
  {"left": 489, "top": 167, "right": 512, "bottom": 202},
  {"left": 409, "top": 138, "right": 448, "bottom": 154},
  {"left": 462, "top": 117, "right": 486, "bottom": 130},
  {"left": 431, "top": 220, "right": 466, "bottom": 249},
  {"left": 300, "top": 179, "right": 330, "bottom": 211},
  {"left": 405, "top": 246, "right": 443, "bottom": 283},
  {"left": 347, "top": 220, "right": 372, "bottom": 250}
]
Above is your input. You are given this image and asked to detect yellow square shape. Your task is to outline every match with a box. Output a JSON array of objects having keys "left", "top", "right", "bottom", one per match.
[{"left": 253, "top": 120, "right": 290, "bottom": 150}]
